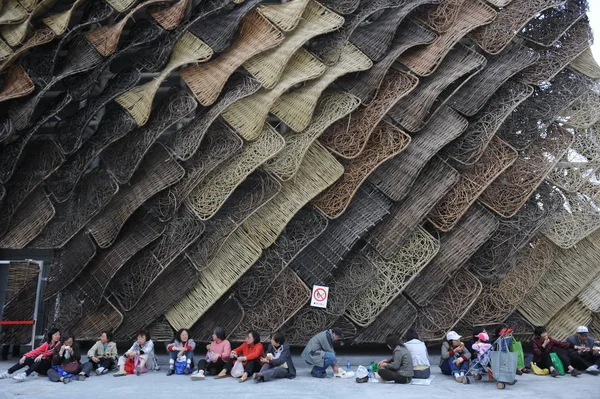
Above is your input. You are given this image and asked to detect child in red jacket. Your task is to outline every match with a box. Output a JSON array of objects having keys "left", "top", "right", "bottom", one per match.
[
  {"left": 0, "top": 328, "right": 61, "bottom": 382},
  {"left": 217, "top": 330, "right": 264, "bottom": 382}
]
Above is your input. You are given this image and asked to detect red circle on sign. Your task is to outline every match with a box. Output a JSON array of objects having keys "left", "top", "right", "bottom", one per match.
[{"left": 313, "top": 288, "right": 327, "bottom": 302}]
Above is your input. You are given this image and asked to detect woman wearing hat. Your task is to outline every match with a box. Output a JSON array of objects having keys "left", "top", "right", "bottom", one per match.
[{"left": 440, "top": 331, "right": 471, "bottom": 383}]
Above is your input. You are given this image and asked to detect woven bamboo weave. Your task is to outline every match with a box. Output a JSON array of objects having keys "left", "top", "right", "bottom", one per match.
[
  {"left": 570, "top": 47, "right": 600, "bottom": 79},
  {"left": 429, "top": 138, "right": 518, "bottom": 232},
  {"left": 106, "top": 0, "right": 136, "bottom": 12},
  {"left": 188, "top": 294, "right": 245, "bottom": 341},
  {"left": 520, "top": 0, "right": 588, "bottom": 47},
  {"left": 147, "top": 318, "right": 175, "bottom": 343},
  {"left": 0, "top": 37, "right": 12, "bottom": 61},
  {"left": 270, "top": 43, "right": 372, "bottom": 132},
  {"left": 546, "top": 298, "right": 593, "bottom": 341},
  {"left": 560, "top": 91, "right": 600, "bottom": 129},
  {"left": 241, "top": 142, "right": 344, "bottom": 249},
  {"left": 405, "top": 203, "right": 498, "bottom": 307},
  {"left": 242, "top": 1, "right": 344, "bottom": 89},
  {"left": 313, "top": 121, "right": 410, "bottom": 219},
  {"left": 0, "top": 27, "right": 55, "bottom": 73},
  {"left": 258, "top": 0, "right": 310, "bottom": 31},
  {"left": 0, "top": 63, "right": 34, "bottom": 103},
  {"left": 71, "top": 301, "right": 123, "bottom": 341},
  {"left": 278, "top": 307, "right": 330, "bottom": 346},
  {"left": 591, "top": 313, "right": 600, "bottom": 337},
  {"left": 372, "top": 106, "right": 468, "bottom": 202},
  {"left": 1, "top": 278, "right": 38, "bottom": 344},
  {"left": 319, "top": 0, "right": 359, "bottom": 14},
  {"left": 42, "top": 0, "right": 87, "bottom": 35},
  {"left": 320, "top": 69, "right": 417, "bottom": 159},
  {"left": 421, "top": 0, "right": 465, "bottom": 33},
  {"left": 579, "top": 278, "right": 600, "bottom": 313},
  {"left": 148, "top": 0, "right": 190, "bottom": 30},
  {"left": 263, "top": 90, "right": 360, "bottom": 181},
  {"left": 0, "top": 0, "right": 57, "bottom": 47},
  {"left": 181, "top": 10, "right": 283, "bottom": 106},
  {"left": 0, "top": 0, "right": 28, "bottom": 25},
  {"left": 4, "top": 262, "right": 39, "bottom": 305},
  {"left": 88, "top": 144, "right": 184, "bottom": 248},
  {"left": 353, "top": 295, "right": 417, "bottom": 344},
  {"left": 469, "top": 0, "right": 566, "bottom": 55}
]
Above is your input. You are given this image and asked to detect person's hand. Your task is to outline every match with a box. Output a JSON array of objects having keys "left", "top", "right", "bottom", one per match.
[
  {"left": 542, "top": 338, "right": 550, "bottom": 348},
  {"left": 237, "top": 356, "right": 246, "bottom": 362},
  {"left": 379, "top": 363, "right": 387, "bottom": 369},
  {"left": 231, "top": 351, "right": 238, "bottom": 358},
  {"left": 206, "top": 344, "right": 211, "bottom": 351},
  {"left": 260, "top": 357, "right": 268, "bottom": 364},
  {"left": 19, "top": 356, "right": 26, "bottom": 364},
  {"left": 68, "top": 347, "right": 74, "bottom": 355},
  {"left": 455, "top": 345, "right": 463, "bottom": 353},
  {"left": 35, "top": 354, "right": 43, "bottom": 362},
  {"left": 60, "top": 345, "right": 66, "bottom": 355},
  {"left": 105, "top": 354, "right": 111, "bottom": 359},
  {"left": 92, "top": 356, "right": 100, "bottom": 363},
  {"left": 178, "top": 349, "right": 186, "bottom": 358}
]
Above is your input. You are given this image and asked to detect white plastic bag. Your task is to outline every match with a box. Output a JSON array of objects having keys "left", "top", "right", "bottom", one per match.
[
  {"left": 231, "top": 360, "right": 244, "bottom": 378},
  {"left": 356, "top": 365, "right": 368, "bottom": 379}
]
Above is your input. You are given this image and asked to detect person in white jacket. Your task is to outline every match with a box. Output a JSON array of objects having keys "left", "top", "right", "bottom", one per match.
[
  {"left": 404, "top": 329, "right": 431, "bottom": 379},
  {"left": 114, "top": 330, "right": 156, "bottom": 376}
]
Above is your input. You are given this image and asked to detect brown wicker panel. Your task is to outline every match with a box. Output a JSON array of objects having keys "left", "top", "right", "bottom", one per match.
[
  {"left": 264, "top": 91, "right": 361, "bottom": 181},
  {"left": 71, "top": 300, "right": 124, "bottom": 341},
  {"left": 353, "top": 295, "right": 417, "bottom": 344},
  {"left": 320, "top": 69, "right": 418, "bottom": 159},
  {"left": 182, "top": 11, "right": 283, "bottom": 106},
  {"left": 0, "top": 28, "right": 55, "bottom": 74},
  {"left": 389, "top": 45, "right": 485, "bottom": 133},
  {"left": 449, "top": 43, "right": 539, "bottom": 117},
  {"left": 420, "top": 0, "right": 464, "bottom": 33},
  {"left": 337, "top": 20, "right": 436, "bottom": 105},
  {"left": 579, "top": 278, "right": 600, "bottom": 313},
  {"left": 148, "top": 0, "right": 190, "bottom": 30},
  {"left": 372, "top": 106, "right": 468, "bottom": 202},
  {"left": 88, "top": 144, "right": 184, "bottom": 248},
  {"left": 429, "top": 138, "right": 518, "bottom": 232},
  {"left": 313, "top": 121, "right": 410, "bottom": 219},
  {"left": 1, "top": 278, "right": 38, "bottom": 345},
  {"left": 591, "top": 313, "right": 600, "bottom": 337},
  {"left": 560, "top": 91, "right": 600, "bottom": 130},
  {"left": 319, "top": 0, "right": 359, "bottom": 14},
  {"left": 4, "top": 261, "right": 39, "bottom": 304},
  {"left": 405, "top": 203, "right": 498, "bottom": 307},
  {"left": 41, "top": 0, "right": 87, "bottom": 35},
  {"left": 443, "top": 81, "right": 534, "bottom": 165},
  {"left": 0, "top": 63, "right": 34, "bottom": 103},
  {"left": 0, "top": 0, "right": 57, "bottom": 47},
  {"left": 106, "top": 0, "right": 136, "bottom": 12},
  {"left": 519, "top": 0, "right": 588, "bottom": 47},
  {"left": 546, "top": 298, "right": 593, "bottom": 341},
  {"left": 0, "top": 0, "right": 28, "bottom": 25},
  {"left": 0, "top": 37, "right": 11, "bottom": 61},
  {"left": 570, "top": 47, "right": 600, "bottom": 79},
  {"left": 188, "top": 294, "right": 245, "bottom": 341},
  {"left": 480, "top": 124, "right": 574, "bottom": 218},
  {"left": 345, "top": 228, "right": 439, "bottom": 327},
  {"left": 258, "top": 0, "right": 310, "bottom": 31},
  {"left": 241, "top": 142, "right": 344, "bottom": 249},
  {"left": 0, "top": 188, "right": 54, "bottom": 249},
  {"left": 469, "top": 0, "right": 566, "bottom": 55},
  {"left": 400, "top": 0, "right": 496, "bottom": 77},
  {"left": 146, "top": 317, "right": 175, "bottom": 343},
  {"left": 278, "top": 307, "right": 330, "bottom": 346}
]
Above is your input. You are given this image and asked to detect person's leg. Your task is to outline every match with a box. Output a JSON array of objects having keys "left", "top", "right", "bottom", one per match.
[
  {"left": 196, "top": 359, "right": 208, "bottom": 372},
  {"left": 555, "top": 348, "right": 580, "bottom": 376},
  {"left": 137, "top": 355, "right": 148, "bottom": 375},
  {"left": 98, "top": 358, "right": 113, "bottom": 374},
  {"left": 217, "top": 358, "right": 233, "bottom": 378},
  {"left": 113, "top": 356, "right": 128, "bottom": 376},
  {"left": 568, "top": 351, "right": 592, "bottom": 370},
  {"left": 261, "top": 367, "right": 288, "bottom": 382},
  {"left": 27, "top": 358, "right": 51, "bottom": 376},
  {"left": 47, "top": 368, "right": 61, "bottom": 382},
  {"left": 185, "top": 350, "right": 193, "bottom": 374},
  {"left": 241, "top": 360, "right": 259, "bottom": 381},
  {"left": 6, "top": 358, "right": 30, "bottom": 375},
  {"left": 440, "top": 359, "right": 453, "bottom": 376},
  {"left": 1, "top": 345, "right": 8, "bottom": 361},
  {"left": 167, "top": 351, "right": 178, "bottom": 375},
  {"left": 80, "top": 362, "right": 94, "bottom": 377},
  {"left": 323, "top": 352, "right": 338, "bottom": 373}
]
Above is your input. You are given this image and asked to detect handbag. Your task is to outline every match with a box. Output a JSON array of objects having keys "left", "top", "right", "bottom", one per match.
[
  {"left": 231, "top": 359, "right": 245, "bottom": 378},
  {"left": 62, "top": 361, "right": 80, "bottom": 374},
  {"left": 509, "top": 340, "right": 525, "bottom": 370}
]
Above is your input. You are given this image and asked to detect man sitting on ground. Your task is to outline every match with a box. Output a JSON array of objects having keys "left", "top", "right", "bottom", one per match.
[
  {"left": 566, "top": 326, "right": 600, "bottom": 376},
  {"left": 301, "top": 327, "right": 343, "bottom": 378}
]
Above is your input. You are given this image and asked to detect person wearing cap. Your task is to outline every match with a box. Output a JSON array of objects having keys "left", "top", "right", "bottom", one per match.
[
  {"left": 531, "top": 326, "right": 581, "bottom": 377},
  {"left": 440, "top": 331, "right": 471, "bottom": 383},
  {"left": 465, "top": 326, "right": 487, "bottom": 358},
  {"left": 566, "top": 326, "right": 600, "bottom": 375},
  {"left": 301, "top": 328, "right": 343, "bottom": 378}
]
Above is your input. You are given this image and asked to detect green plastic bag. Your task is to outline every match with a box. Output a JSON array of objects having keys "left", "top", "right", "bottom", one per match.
[
  {"left": 509, "top": 339, "right": 525, "bottom": 370},
  {"left": 550, "top": 352, "right": 565, "bottom": 375}
]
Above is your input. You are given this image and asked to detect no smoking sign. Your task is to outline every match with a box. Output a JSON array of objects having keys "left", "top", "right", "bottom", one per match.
[{"left": 311, "top": 285, "right": 329, "bottom": 309}]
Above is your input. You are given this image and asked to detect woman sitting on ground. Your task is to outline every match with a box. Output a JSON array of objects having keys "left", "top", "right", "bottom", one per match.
[
  {"left": 532, "top": 326, "right": 581, "bottom": 377},
  {"left": 114, "top": 329, "right": 156, "bottom": 377},
  {"left": 255, "top": 332, "right": 296, "bottom": 382},
  {"left": 0, "top": 328, "right": 61, "bottom": 382},
  {"left": 48, "top": 333, "right": 84, "bottom": 384},
  {"left": 192, "top": 327, "right": 231, "bottom": 380},
  {"left": 217, "top": 330, "right": 264, "bottom": 382},
  {"left": 167, "top": 328, "right": 196, "bottom": 376},
  {"left": 404, "top": 329, "right": 431, "bottom": 379},
  {"left": 80, "top": 330, "right": 118, "bottom": 377},
  {"left": 440, "top": 331, "right": 471, "bottom": 383},
  {"left": 376, "top": 334, "right": 414, "bottom": 384}
]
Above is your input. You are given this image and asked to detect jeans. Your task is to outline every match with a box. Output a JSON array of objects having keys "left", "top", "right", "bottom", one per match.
[
  {"left": 8, "top": 357, "right": 51, "bottom": 376},
  {"left": 311, "top": 352, "right": 336, "bottom": 376},
  {"left": 80, "top": 358, "right": 115, "bottom": 376},
  {"left": 440, "top": 358, "right": 469, "bottom": 375},
  {"left": 260, "top": 363, "right": 289, "bottom": 381},
  {"left": 169, "top": 350, "right": 194, "bottom": 369},
  {"left": 378, "top": 369, "right": 411, "bottom": 384},
  {"left": 197, "top": 358, "right": 226, "bottom": 375}
]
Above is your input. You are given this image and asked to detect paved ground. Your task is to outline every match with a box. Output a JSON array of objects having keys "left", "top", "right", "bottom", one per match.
[{"left": 0, "top": 352, "right": 598, "bottom": 399}]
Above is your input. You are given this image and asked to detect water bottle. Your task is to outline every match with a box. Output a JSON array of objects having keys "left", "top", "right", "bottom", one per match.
[
  {"left": 346, "top": 361, "right": 351, "bottom": 372},
  {"left": 368, "top": 364, "right": 373, "bottom": 381}
]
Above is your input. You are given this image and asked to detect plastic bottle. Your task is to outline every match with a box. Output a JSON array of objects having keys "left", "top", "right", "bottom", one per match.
[
  {"left": 368, "top": 364, "right": 373, "bottom": 381},
  {"left": 347, "top": 361, "right": 351, "bottom": 372}
]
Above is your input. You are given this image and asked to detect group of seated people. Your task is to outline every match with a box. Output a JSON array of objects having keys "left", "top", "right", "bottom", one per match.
[{"left": 0, "top": 323, "right": 598, "bottom": 385}]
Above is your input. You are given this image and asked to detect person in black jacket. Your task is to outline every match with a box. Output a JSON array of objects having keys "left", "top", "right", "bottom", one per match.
[
  {"left": 254, "top": 333, "right": 296, "bottom": 382},
  {"left": 47, "top": 333, "right": 84, "bottom": 384}
]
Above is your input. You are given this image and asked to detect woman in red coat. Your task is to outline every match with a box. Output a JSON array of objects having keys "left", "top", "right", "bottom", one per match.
[
  {"left": 216, "top": 330, "right": 264, "bottom": 382},
  {"left": 0, "top": 328, "right": 61, "bottom": 381}
]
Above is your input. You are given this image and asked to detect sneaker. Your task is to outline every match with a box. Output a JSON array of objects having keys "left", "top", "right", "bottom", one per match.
[
  {"left": 95, "top": 367, "right": 104, "bottom": 376},
  {"left": 113, "top": 370, "right": 127, "bottom": 377},
  {"left": 570, "top": 369, "right": 581, "bottom": 377},
  {"left": 516, "top": 369, "right": 523, "bottom": 376},
  {"left": 0, "top": 372, "right": 11, "bottom": 379},
  {"left": 101, "top": 368, "right": 109, "bottom": 375},
  {"left": 166, "top": 369, "right": 175, "bottom": 376},
  {"left": 455, "top": 376, "right": 464, "bottom": 383},
  {"left": 184, "top": 366, "right": 192, "bottom": 375},
  {"left": 586, "top": 366, "right": 600, "bottom": 376},
  {"left": 550, "top": 369, "right": 559, "bottom": 378},
  {"left": 191, "top": 371, "right": 205, "bottom": 381},
  {"left": 12, "top": 373, "right": 27, "bottom": 382},
  {"left": 63, "top": 377, "right": 72, "bottom": 384},
  {"left": 75, "top": 374, "right": 86, "bottom": 381},
  {"left": 311, "top": 371, "right": 326, "bottom": 379}
]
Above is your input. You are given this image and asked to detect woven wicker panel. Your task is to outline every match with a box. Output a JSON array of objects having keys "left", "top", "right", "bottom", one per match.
[
  {"left": 372, "top": 106, "right": 468, "bottom": 202},
  {"left": 0, "top": 0, "right": 28, "bottom": 25},
  {"left": 345, "top": 228, "right": 438, "bottom": 327},
  {"left": 233, "top": 268, "right": 310, "bottom": 340},
  {"left": 353, "top": 294, "right": 417, "bottom": 344},
  {"left": 468, "top": 183, "right": 560, "bottom": 281},
  {"left": 88, "top": 144, "right": 184, "bottom": 248},
  {"left": 570, "top": 47, "right": 600, "bottom": 79},
  {"left": 369, "top": 157, "right": 458, "bottom": 259},
  {"left": 270, "top": 43, "right": 372, "bottom": 133},
  {"left": 429, "top": 138, "right": 518, "bottom": 232},
  {"left": 405, "top": 203, "right": 498, "bottom": 307},
  {"left": 30, "top": 168, "right": 118, "bottom": 249},
  {"left": 0, "top": 0, "right": 57, "bottom": 47},
  {"left": 185, "top": 125, "right": 283, "bottom": 220},
  {"left": 181, "top": 11, "right": 284, "bottom": 106},
  {"left": 105, "top": 0, "right": 136, "bottom": 12},
  {"left": 469, "top": 0, "right": 566, "bottom": 55},
  {"left": 0, "top": 184, "right": 5, "bottom": 204},
  {"left": 349, "top": 0, "right": 439, "bottom": 62},
  {"left": 169, "top": 75, "right": 260, "bottom": 161},
  {"left": 389, "top": 45, "right": 485, "bottom": 133},
  {"left": 277, "top": 307, "right": 329, "bottom": 345},
  {"left": 71, "top": 300, "right": 123, "bottom": 341},
  {"left": 147, "top": 317, "right": 176, "bottom": 343},
  {"left": 45, "top": 110, "right": 137, "bottom": 203},
  {"left": 449, "top": 44, "right": 539, "bottom": 117},
  {"left": 519, "top": 230, "right": 600, "bottom": 326},
  {"left": 188, "top": 294, "right": 245, "bottom": 341},
  {"left": 0, "top": 139, "right": 63, "bottom": 237},
  {"left": 0, "top": 37, "right": 12, "bottom": 61},
  {"left": 115, "top": 32, "right": 212, "bottom": 127},
  {"left": 560, "top": 91, "right": 600, "bottom": 130},
  {"left": 321, "top": 69, "right": 417, "bottom": 159},
  {"left": 56, "top": 68, "right": 141, "bottom": 156},
  {"left": 319, "top": 0, "right": 359, "bottom": 14},
  {"left": 289, "top": 183, "right": 392, "bottom": 287},
  {"left": 313, "top": 122, "right": 410, "bottom": 219},
  {"left": 224, "top": 49, "right": 326, "bottom": 140},
  {"left": 0, "top": 187, "right": 54, "bottom": 249},
  {"left": 480, "top": 124, "right": 573, "bottom": 218},
  {"left": 591, "top": 313, "right": 600, "bottom": 337},
  {"left": 0, "top": 278, "right": 38, "bottom": 345},
  {"left": 519, "top": 18, "right": 593, "bottom": 86},
  {"left": 257, "top": 0, "right": 310, "bottom": 31},
  {"left": 420, "top": 0, "right": 465, "bottom": 33},
  {"left": 0, "top": 63, "right": 34, "bottom": 103},
  {"left": 308, "top": 0, "right": 404, "bottom": 66},
  {"left": 400, "top": 0, "right": 495, "bottom": 77},
  {"left": 579, "top": 278, "right": 600, "bottom": 313},
  {"left": 0, "top": 28, "right": 55, "bottom": 74},
  {"left": 146, "top": 122, "right": 242, "bottom": 222},
  {"left": 104, "top": 89, "right": 196, "bottom": 184},
  {"left": 148, "top": 0, "right": 190, "bottom": 30},
  {"left": 264, "top": 91, "right": 360, "bottom": 181},
  {"left": 338, "top": 21, "right": 435, "bottom": 106},
  {"left": 41, "top": 0, "right": 87, "bottom": 35},
  {"left": 186, "top": 172, "right": 279, "bottom": 272},
  {"left": 546, "top": 298, "right": 593, "bottom": 341},
  {"left": 241, "top": 143, "right": 344, "bottom": 249},
  {"left": 166, "top": 229, "right": 262, "bottom": 329},
  {"left": 234, "top": 206, "right": 328, "bottom": 307},
  {"left": 242, "top": 1, "right": 344, "bottom": 89},
  {"left": 520, "top": 0, "right": 588, "bottom": 47},
  {"left": 4, "top": 261, "right": 38, "bottom": 305},
  {"left": 114, "top": 255, "right": 199, "bottom": 340},
  {"left": 40, "top": 232, "right": 97, "bottom": 301}
]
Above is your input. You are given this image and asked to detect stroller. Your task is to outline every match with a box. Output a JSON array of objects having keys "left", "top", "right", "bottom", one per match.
[{"left": 464, "top": 328, "right": 518, "bottom": 389}]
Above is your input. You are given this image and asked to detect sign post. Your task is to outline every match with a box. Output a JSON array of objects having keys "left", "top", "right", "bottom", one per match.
[{"left": 311, "top": 285, "right": 329, "bottom": 309}]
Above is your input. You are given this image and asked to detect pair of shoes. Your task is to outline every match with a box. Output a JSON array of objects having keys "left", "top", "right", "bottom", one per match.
[
  {"left": 62, "top": 377, "right": 72, "bottom": 384},
  {"left": 455, "top": 376, "right": 464, "bottom": 383},
  {"left": 522, "top": 367, "right": 531, "bottom": 374},
  {"left": 550, "top": 369, "right": 559, "bottom": 378},
  {"left": 239, "top": 375, "right": 248, "bottom": 383},
  {"left": 75, "top": 374, "right": 86, "bottom": 381},
  {"left": 570, "top": 369, "right": 582, "bottom": 377},
  {"left": 0, "top": 372, "right": 11, "bottom": 379},
  {"left": 95, "top": 367, "right": 104, "bottom": 376},
  {"left": 215, "top": 371, "right": 227, "bottom": 379},
  {"left": 311, "top": 371, "right": 326, "bottom": 379},
  {"left": 516, "top": 369, "right": 523, "bottom": 376},
  {"left": 12, "top": 373, "right": 27, "bottom": 382},
  {"left": 586, "top": 366, "right": 600, "bottom": 376},
  {"left": 184, "top": 366, "right": 192, "bottom": 375},
  {"left": 355, "top": 376, "right": 368, "bottom": 383},
  {"left": 166, "top": 369, "right": 175, "bottom": 376},
  {"left": 101, "top": 368, "right": 109, "bottom": 375},
  {"left": 191, "top": 371, "right": 205, "bottom": 381},
  {"left": 113, "top": 370, "right": 127, "bottom": 377}
]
